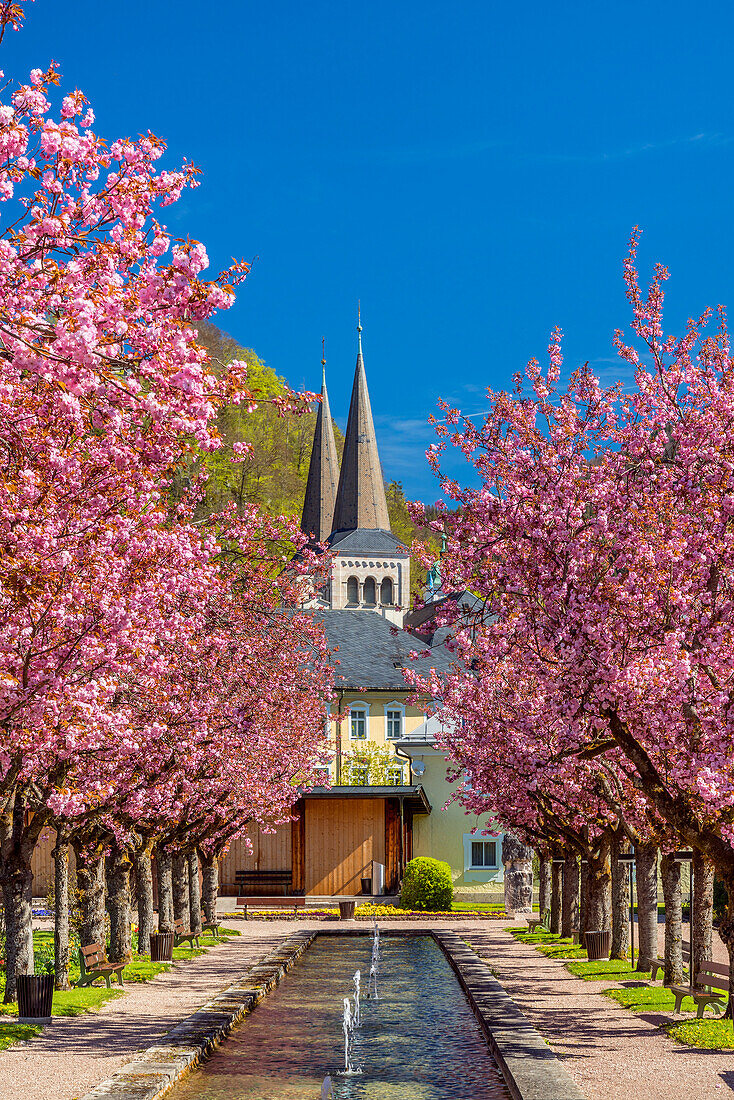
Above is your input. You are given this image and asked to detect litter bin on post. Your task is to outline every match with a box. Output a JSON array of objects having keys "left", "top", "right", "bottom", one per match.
[
  {"left": 584, "top": 930, "right": 612, "bottom": 960},
  {"left": 150, "top": 932, "right": 174, "bottom": 961},
  {"left": 360, "top": 877, "right": 372, "bottom": 895}
]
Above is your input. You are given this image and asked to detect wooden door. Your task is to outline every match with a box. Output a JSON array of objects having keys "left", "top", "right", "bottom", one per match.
[{"left": 305, "top": 798, "right": 385, "bottom": 895}]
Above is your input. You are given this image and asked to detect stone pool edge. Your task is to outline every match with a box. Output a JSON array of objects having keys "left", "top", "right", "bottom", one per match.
[
  {"left": 78, "top": 929, "right": 317, "bottom": 1100},
  {"left": 434, "top": 931, "right": 586, "bottom": 1100}
]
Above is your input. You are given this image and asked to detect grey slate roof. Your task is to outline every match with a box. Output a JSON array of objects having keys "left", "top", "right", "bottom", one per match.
[
  {"left": 327, "top": 527, "right": 409, "bottom": 555},
  {"left": 315, "top": 609, "right": 453, "bottom": 691}
]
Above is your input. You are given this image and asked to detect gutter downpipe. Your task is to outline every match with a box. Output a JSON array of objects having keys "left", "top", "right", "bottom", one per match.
[{"left": 393, "top": 743, "right": 414, "bottom": 884}]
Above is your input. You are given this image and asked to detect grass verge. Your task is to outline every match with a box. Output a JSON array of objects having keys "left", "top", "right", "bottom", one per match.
[
  {"left": 0, "top": 1021, "right": 43, "bottom": 1049},
  {"left": 512, "top": 926, "right": 734, "bottom": 1050}
]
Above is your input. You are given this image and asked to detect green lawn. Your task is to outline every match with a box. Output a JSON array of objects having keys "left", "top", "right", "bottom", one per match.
[
  {"left": 0, "top": 924, "right": 240, "bottom": 1039},
  {"left": 512, "top": 925, "right": 734, "bottom": 1050},
  {"left": 510, "top": 929, "right": 587, "bottom": 959},
  {"left": 451, "top": 901, "right": 506, "bottom": 913}
]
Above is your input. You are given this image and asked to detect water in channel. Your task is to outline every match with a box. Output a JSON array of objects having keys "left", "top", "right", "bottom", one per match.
[{"left": 169, "top": 934, "right": 511, "bottom": 1100}]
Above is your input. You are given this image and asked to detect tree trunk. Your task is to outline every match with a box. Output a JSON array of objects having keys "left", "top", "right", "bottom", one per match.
[
  {"left": 692, "top": 848, "right": 714, "bottom": 984},
  {"left": 73, "top": 843, "right": 106, "bottom": 948},
  {"left": 156, "top": 847, "right": 174, "bottom": 933},
  {"left": 0, "top": 854, "right": 34, "bottom": 1001},
  {"left": 561, "top": 847, "right": 580, "bottom": 939},
  {"left": 580, "top": 859, "right": 589, "bottom": 934},
  {"left": 611, "top": 831, "right": 630, "bottom": 959},
  {"left": 586, "top": 834, "right": 612, "bottom": 932},
  {"left": 188, "top": 851, "right": 202, "bottom": 936},
  {"left": 635, "top": 843, "right": 659, "bottom": 972},
  {"left": 661, "top": 852, "right": 683, "bottom": 985},
  {"left": 201, "top": 851, "right": 219, "bottom": 924},
  {"left": 172, "top": 852, "right": 190, "bottom": 927},
  {"left": 105, "top": 847, "right": 132, "bottom": 964},
  {"left": 134, "top": 847, "right": 154, "bottom": 956},
  {"left": 550, "top": 859, "right": 562, "bottom": 934},
  {"left": 52, "top": 837, "right": 71, "bottom": 990},
  {"left": 538, "top": 852, "right": 552, "bottom": 917}
]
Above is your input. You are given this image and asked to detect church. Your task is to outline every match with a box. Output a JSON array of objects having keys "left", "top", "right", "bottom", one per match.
[{"left": 218, "top": 319, "right": 504, "bottom": 900}]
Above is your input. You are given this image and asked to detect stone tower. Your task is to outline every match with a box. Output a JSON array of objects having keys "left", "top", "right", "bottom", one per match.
[{"left": 300, "top": 313, "right": 410, "bottom": 625}]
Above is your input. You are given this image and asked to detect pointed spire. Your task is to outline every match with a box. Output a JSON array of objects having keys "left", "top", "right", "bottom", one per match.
[
  {"left": 331, "top": 311, "right": 391, "bottom": 533},
  {"left": 300, "top": 339, "right": 340, "bottom": 543}
]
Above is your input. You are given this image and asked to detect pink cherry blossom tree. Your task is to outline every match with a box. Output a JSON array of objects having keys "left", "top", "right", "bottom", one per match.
[{"left": 414, "top": 231, "right": 734, "bottom": 999}]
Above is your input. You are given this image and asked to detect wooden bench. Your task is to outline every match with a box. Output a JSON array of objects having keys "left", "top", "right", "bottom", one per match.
[
  {"left": 173, "top": 917, "right": 200, "bottom": 948},
  {"left": 668, "top": 961, "right": 730, "bottom": 1018},
  {"left": 236, "top": 896, "right": 307, "bottom": 920},
  {"left": 235, "top": 869, "right": 292, "bottom": 895},
  {"left": 76, "top": 942, "right": 126, "bottom": 988},
  {"left": 201, "top": 919, "right": 222, "bottom": 938},
  {"left": 651, "top": 945, "right": 690, "bottom": 982},
  {"left": 526, "top": 907, "right": 551, "bottom": 933}
]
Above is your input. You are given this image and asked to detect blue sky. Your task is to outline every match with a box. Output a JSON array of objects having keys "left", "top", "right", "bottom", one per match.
[{"left": 5, "top": 1, "right": 734, "bottom": 501}]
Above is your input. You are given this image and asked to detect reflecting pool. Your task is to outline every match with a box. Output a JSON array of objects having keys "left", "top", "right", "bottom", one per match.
[{"left": 169, "top": 934, "right": 511, "bottom": 1100}]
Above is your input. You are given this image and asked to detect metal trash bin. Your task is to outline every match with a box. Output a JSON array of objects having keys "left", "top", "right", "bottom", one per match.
[
  {"left": 584, "top": 930, "right": 611, "bottom": 960},
  {"left": 17, "top": 974, "right": 53, "bottom": 1019},
  {"left": 360, "top": 877, "right": 372, "bottom": 895},
  {"left": 150, "top": 932, "right": 174, "bottom": 961},
  {"left": 339, "top": 901, "right": 356, "bottom": 920}
]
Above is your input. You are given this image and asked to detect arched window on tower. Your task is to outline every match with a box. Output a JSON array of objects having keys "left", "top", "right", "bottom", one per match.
[
  {"left": 363, "top": 577, "right": 377, "bottom": 606},
  {"left": 346, "top": 576, "right": 359, "bottom": 605},
  {"left": 380, "top": 577, "right": 394, "bottom": 606}
]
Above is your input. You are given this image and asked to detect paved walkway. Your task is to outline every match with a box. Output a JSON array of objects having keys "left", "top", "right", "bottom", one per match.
[
  {"left": 4, "top": 916, "right": 734, "bottom": 1100},
  {"left": 0, "top": 921, "right": 293, "bottom": 1100},
  {"left": 467, "top": 923, "right": 734, "bottom": 1100}
]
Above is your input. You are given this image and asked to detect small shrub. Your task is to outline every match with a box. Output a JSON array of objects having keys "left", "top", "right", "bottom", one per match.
[{"left": 400, "top": 857, "right": 453, "bottom": 912}]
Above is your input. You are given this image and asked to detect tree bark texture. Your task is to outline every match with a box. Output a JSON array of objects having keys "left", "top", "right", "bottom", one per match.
[
  {"left": 635, "top": 843, "right": 659, "bottom": 973},
  {"left": 201, "top": 851, "right": 219, "bottom": 924},
  {"left": 105, "top": 847, "right": 132, "bottom": 964},
  {"left": 692, "top": 848, "right": 714, "bottom": 984},
  {"left": 661, "top": 853, "right": 683, "bottom": 985},
  {"left": 156, "top": 847, "right": 174, "bottom": 932},
  {"left": 580, "top": 858, "right": 589, "bottom": 934},
  {"left": 187, "top": 851, "right": 202, "bottom": 936},
  {"left": 0, "top": 790, "right": 38, "bottom": 1001},
  {"left": 561, "top": 848, "right": 580, "bottom": 939},
  {"left": 550, "top": 859, "right": 562, "bottom": 934},
  {"left": 73, "top": 843, "right": 106, "bottom": 948},
  {"left": 586, "top": 834, "right": 612, "bottom": 931},
  {"left": 172, "top": 853, "right": 190, "bottom": 927},
  {"left": 611, "top": 831, "right": 630, "bottom": 959},
  {"left": 134, "top": 847, "right": 154, "bottom": 956},
  {"left": 52, "top": 838, "right": 71, "bottom": 990},
  {"left": 538, "top": 852, "right": 552, "bottom": 917},
  {"left": 0, "top": 856, "right": 34, "bottom": 1001}
]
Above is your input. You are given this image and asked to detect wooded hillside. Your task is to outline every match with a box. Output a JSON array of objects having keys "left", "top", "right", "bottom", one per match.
[{"left": 190, "top": 323, "right": 431, "bottom": 593}]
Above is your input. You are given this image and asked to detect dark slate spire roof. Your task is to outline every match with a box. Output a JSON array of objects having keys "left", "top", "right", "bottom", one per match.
[
  {"left": 331, "top": 316, "right": 391, "bottom": 535},
  {"left": 300, "top": 357, "right": 340, "bottom": 543}
]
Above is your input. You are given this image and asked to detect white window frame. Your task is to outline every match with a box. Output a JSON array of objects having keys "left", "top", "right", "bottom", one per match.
[
  {"left": 462, "top": 829, "right": 504, "bottom": 882},
  {"left": 384, "top": 701, "right": 405, "bottom": 740},
  {"left": 470, "top": 839, "right": 498, "bottom": 869},
  {"left": 349, "top": 703, "right": 369, "bottom": 740},
  {"left": 387, "top": 764, "right": 404, "bottom": 786},
  {"left": 353, "top": 765, "right": 369, "bottom": 785}
]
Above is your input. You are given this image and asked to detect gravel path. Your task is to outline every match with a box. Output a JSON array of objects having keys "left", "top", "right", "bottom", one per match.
[
  {"left": 0, "top": 920, "right": 297, "bottom": 1100},
  {"left": 467, "top": 923, "right": 734, "bottom": 1100},
  {"left": 5, "top": 915, "right": 733, "bottom": 1100}
]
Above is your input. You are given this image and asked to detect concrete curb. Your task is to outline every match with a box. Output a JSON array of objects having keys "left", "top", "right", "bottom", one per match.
[
  {"left": 77, "top": 930, "right": 316, "bottom": 1100},
  {"left": 434, "top": 931, "right": 586, "bottom": 1100}
]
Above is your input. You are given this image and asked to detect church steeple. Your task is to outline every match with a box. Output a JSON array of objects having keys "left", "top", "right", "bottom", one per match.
[
  {"left": 300, "top": 340, "right": 340, "bottom": 543},
  {"left": 331, "top": 309, "right": 391, "bottom": 534}
]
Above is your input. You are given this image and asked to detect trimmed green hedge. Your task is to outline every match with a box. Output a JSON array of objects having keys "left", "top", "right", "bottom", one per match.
[{"left": 400, "top": 857, "right": 453, "bottom": 911}]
